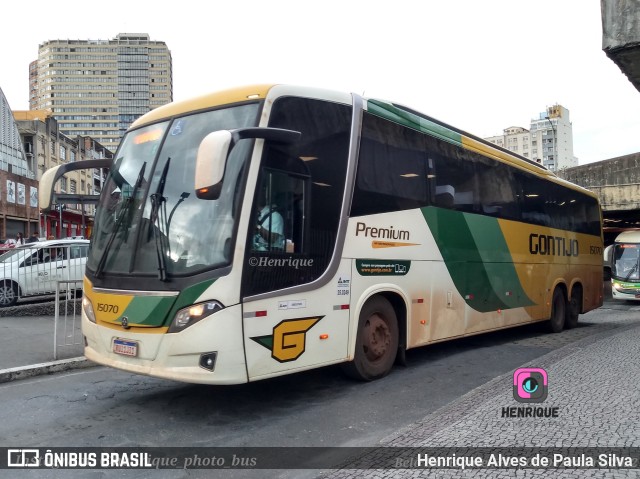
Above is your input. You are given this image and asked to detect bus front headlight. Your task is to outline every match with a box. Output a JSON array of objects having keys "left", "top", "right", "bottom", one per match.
[
  {"left": 168, "top": 301, "right": 223, "bottom": 333},
  {"left": 83, "top": 296, "right": 97, "bottom": 323}
]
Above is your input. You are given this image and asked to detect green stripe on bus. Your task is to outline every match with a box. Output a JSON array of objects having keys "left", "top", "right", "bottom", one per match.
[
  {"left": 367, "top": 99, "right": 462, "bottom": 145},
  {"left": 165, "top": 279, "right": 218, "bottom": 325},
  {"left": 121, "top": 296, "right": 176, "bottom": 327},
  {"left": 119, "top": 279, "right": 217, "bottom": 327},
  {"left": 421, "top": 207, "right": 534, "bottom": 312}
]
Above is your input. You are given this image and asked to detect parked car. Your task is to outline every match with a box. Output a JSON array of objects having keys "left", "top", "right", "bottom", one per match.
[{"left": 0, "top": 239, "right": 89, "bottom": 307}]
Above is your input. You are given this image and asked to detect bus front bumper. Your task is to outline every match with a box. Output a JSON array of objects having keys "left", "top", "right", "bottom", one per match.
[{"left": 82, "top": 304, "right": 249, "bottom": 384}]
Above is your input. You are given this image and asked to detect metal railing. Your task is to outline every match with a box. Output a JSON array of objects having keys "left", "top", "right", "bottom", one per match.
[{"left": 53, "top": 281, "right": 83, "bottom": 360}]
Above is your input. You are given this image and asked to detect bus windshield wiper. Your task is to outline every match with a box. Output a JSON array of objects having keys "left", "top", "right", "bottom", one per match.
[
  {"left": 94, "top": 162, "right": 146, "bottom": 277},
  {"left": 149, "top": 158, "right": 171, "bottom": 281},
  {"left": 624, "top": 262, "right": 638, "bottom": 281}
]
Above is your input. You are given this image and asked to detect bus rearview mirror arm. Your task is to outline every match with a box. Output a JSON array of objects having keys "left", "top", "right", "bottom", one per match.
[
  {"left": 195, "top": 127, "right": 301, "bottom": 200},
  {"left": 39, "top": 158, "right": 113, "bottom": 213}
]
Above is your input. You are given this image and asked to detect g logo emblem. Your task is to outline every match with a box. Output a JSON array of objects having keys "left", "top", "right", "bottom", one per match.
[
  {"left": 121, "top": 316, "right": 130, "bottom": 329},
  {"left": 251, "top": 317, "right": 323, "bottom": 362}
]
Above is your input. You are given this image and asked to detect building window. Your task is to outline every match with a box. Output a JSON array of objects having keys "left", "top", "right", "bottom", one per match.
[
  {"left": 60, "top": 145, "right": 66, "bottom": 161},
  {"left": 70, "top": 150, "right": 76, "bottom": 162},
  {"left": 70, "top": 180, "right": 77, "bottom": 194},
  {"left": 60, "top": 177, "right": 67, "bottom": 192}
]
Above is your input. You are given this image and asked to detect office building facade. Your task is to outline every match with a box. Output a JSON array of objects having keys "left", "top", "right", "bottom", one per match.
[
  {"left": 30, "top": 33, "right": 172, "bottom": 152},
  {"left": 13, "top": 110, "right": 113, "bottom": 239},
  {"left": 485, "top": 104, "right": 578, "bottom": 171},
  {"left": 0, "top": 88, "right": 39, "bottom": 238}
]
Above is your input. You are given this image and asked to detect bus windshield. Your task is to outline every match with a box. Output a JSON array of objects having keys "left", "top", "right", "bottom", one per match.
[
  {"left": 612, "top": 243, "right": 640, "bottom": 281},
  {"left": 87, "top": 102, "right": 260, "bottom": 278}
]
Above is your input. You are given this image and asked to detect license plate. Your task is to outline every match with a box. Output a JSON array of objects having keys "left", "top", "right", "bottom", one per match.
[{"left": 113, "top": 338, "right": 138, "bottom": 357}]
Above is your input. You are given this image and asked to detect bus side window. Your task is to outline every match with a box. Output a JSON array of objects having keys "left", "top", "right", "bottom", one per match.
[
  {"left": 252, "top": 166, "right": 309, "bottom": 254},
  {"left": 243, "top": 96, "right": 351, "bottom": 297},
  {"left": 351, "top": 113, "right": 428, "bottom": 216}
]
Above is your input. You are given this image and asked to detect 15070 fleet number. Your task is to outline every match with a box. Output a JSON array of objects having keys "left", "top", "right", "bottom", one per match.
[{"left": 97, "top": 303, "right": 119, "bottom": 314}]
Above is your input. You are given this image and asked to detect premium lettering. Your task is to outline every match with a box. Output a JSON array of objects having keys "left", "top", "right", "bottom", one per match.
[{"left": 355, "top": 222, "right": 410, "bottom": 240}]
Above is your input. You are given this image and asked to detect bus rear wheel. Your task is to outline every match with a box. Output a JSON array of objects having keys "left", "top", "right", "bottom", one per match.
[
  {"left": 565, "top": 287, "right": 582, "bottom": 329},
  {"left": 548, "top": 288, "right": 566, "bottom": 333},
  {"left": 342, "top": 296, "right": 399, "bottom": 381}
]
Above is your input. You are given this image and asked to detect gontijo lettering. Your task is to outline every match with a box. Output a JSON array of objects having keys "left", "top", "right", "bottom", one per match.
[
  {"left": 355, "top": 221, "right": 410, "bottom": 240},
  {"left": 529, "top": 233, "right": 578, "bottom": 257}
]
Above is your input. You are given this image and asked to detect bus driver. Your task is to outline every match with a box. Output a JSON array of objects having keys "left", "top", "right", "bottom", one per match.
[{"left": 254, "top": 188, "right": 284, "bottom": 251}]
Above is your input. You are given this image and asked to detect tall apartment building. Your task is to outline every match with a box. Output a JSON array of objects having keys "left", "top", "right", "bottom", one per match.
[
  {"left": 485, "top": 104, "right": 578, "bottom": 171},
  {"left": 529, "top": 104, "right": 577, "bottom": 171},
  {"left": 29, "top": 33, "right": 173, "bottom": 153},
  {"left": 484, "top": 126, "right": 531, "bottom": 160}
]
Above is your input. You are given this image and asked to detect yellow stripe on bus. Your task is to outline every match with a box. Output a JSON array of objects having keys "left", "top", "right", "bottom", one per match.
[{"left": 132, "top": 84, "right": 275, "bottom": 128}]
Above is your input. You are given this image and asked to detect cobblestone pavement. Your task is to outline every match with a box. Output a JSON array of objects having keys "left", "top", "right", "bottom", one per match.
[{"left": 322, "top": 310, "right": 640, "bottom": 478}]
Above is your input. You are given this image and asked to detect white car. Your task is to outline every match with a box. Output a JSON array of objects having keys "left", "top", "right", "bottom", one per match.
[{"left": 0, "top": 239, "right": 89, "bottom": 307}]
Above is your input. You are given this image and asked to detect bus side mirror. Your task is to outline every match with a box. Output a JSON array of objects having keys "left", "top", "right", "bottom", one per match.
[
  {"left": 194, "top": 127, "right": 301, "bottom": 200},
  {"left": 195, "top": 130, "right": 233, "bottom": 200},
  {"left": 604, "top": 244, "right": 613, "bottom": 267}
]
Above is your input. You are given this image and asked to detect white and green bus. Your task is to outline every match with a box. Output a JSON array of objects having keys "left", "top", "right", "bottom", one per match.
[
  {"left": 609, "top": 230, "right": 640, "bottom": 300},
  {"left": 40, "top": 84, "right": 604, "bottom": 384}
]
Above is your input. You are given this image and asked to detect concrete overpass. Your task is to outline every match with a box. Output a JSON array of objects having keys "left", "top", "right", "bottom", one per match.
[
  {"left": 556, "top": 4, "right": 640, "bottom": 244},
  {"left": 602, "top": 0, "right": 640, "bottom": 93},
  {"left": 559, "top": 152, "right": 640, "bottom": 244}
]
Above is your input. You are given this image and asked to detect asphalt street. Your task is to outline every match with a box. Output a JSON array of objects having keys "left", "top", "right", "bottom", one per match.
[{"left": 2, "top": 281, "right": 640, "bottom": 478}]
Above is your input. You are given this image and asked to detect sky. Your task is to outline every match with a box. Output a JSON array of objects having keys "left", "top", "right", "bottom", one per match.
[{"left": 1, "top": 0, "right": 638, "bottom": 165}]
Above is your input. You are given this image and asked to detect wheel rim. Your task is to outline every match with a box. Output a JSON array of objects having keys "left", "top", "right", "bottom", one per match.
[
  {"left": 362, "top": 313, "right": 391, "bottom": 362},
  {"left": 0, "top": 284, "right": 15, "bottom": 306}
]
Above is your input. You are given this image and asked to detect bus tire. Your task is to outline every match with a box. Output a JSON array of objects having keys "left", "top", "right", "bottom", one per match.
[
  {"left": 342, "top": 296, "right": 399, "bottom": 381},
  {"left": 548, "top": 288, "right": 566, "bottom": 333},
  {"left": 565, "top": 286, "right": 582, "bottom": 329},
  {"left": 0, "top": 280, "right": 19, "bottom": 307}
]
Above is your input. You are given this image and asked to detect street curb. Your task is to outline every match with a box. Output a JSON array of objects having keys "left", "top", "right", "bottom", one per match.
[{"left": 0, "top": 357, "right": 97, "bottom": 383}]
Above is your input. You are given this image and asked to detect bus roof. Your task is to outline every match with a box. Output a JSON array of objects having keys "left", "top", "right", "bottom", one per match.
[
  {"left": 131, "top": 84, "right": 276, "bottom": 129},
  {"left": 130, "top": 84, "right": 598, "bottom": 201},
  {"left": 615, "top": 230, "right": 640, "bottom": 243}
]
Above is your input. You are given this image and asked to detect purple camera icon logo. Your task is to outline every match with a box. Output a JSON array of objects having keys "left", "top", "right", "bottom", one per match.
[{"left": 513, "top": 367, "right": 548, "bottom": 403}]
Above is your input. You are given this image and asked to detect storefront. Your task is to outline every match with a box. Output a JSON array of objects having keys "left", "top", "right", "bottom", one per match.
[{"left": 40, "top": 208, "right": 92, "bottom": 239}]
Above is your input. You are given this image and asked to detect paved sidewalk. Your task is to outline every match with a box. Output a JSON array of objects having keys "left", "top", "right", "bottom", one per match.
[
  {"left": 0, "top": 314, "right": 93, "bottom": 382},
  {"left": 322, "top": 314, "right": 640, "bottom": 478}
]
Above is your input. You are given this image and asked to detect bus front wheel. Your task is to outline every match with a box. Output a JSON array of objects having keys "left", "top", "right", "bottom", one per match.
[
  {"left": 548, "top": 288, "right": 566, "bottom": 333},
  {"left": 342, "top": 296, "right": 399, "bottom": 381}
]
